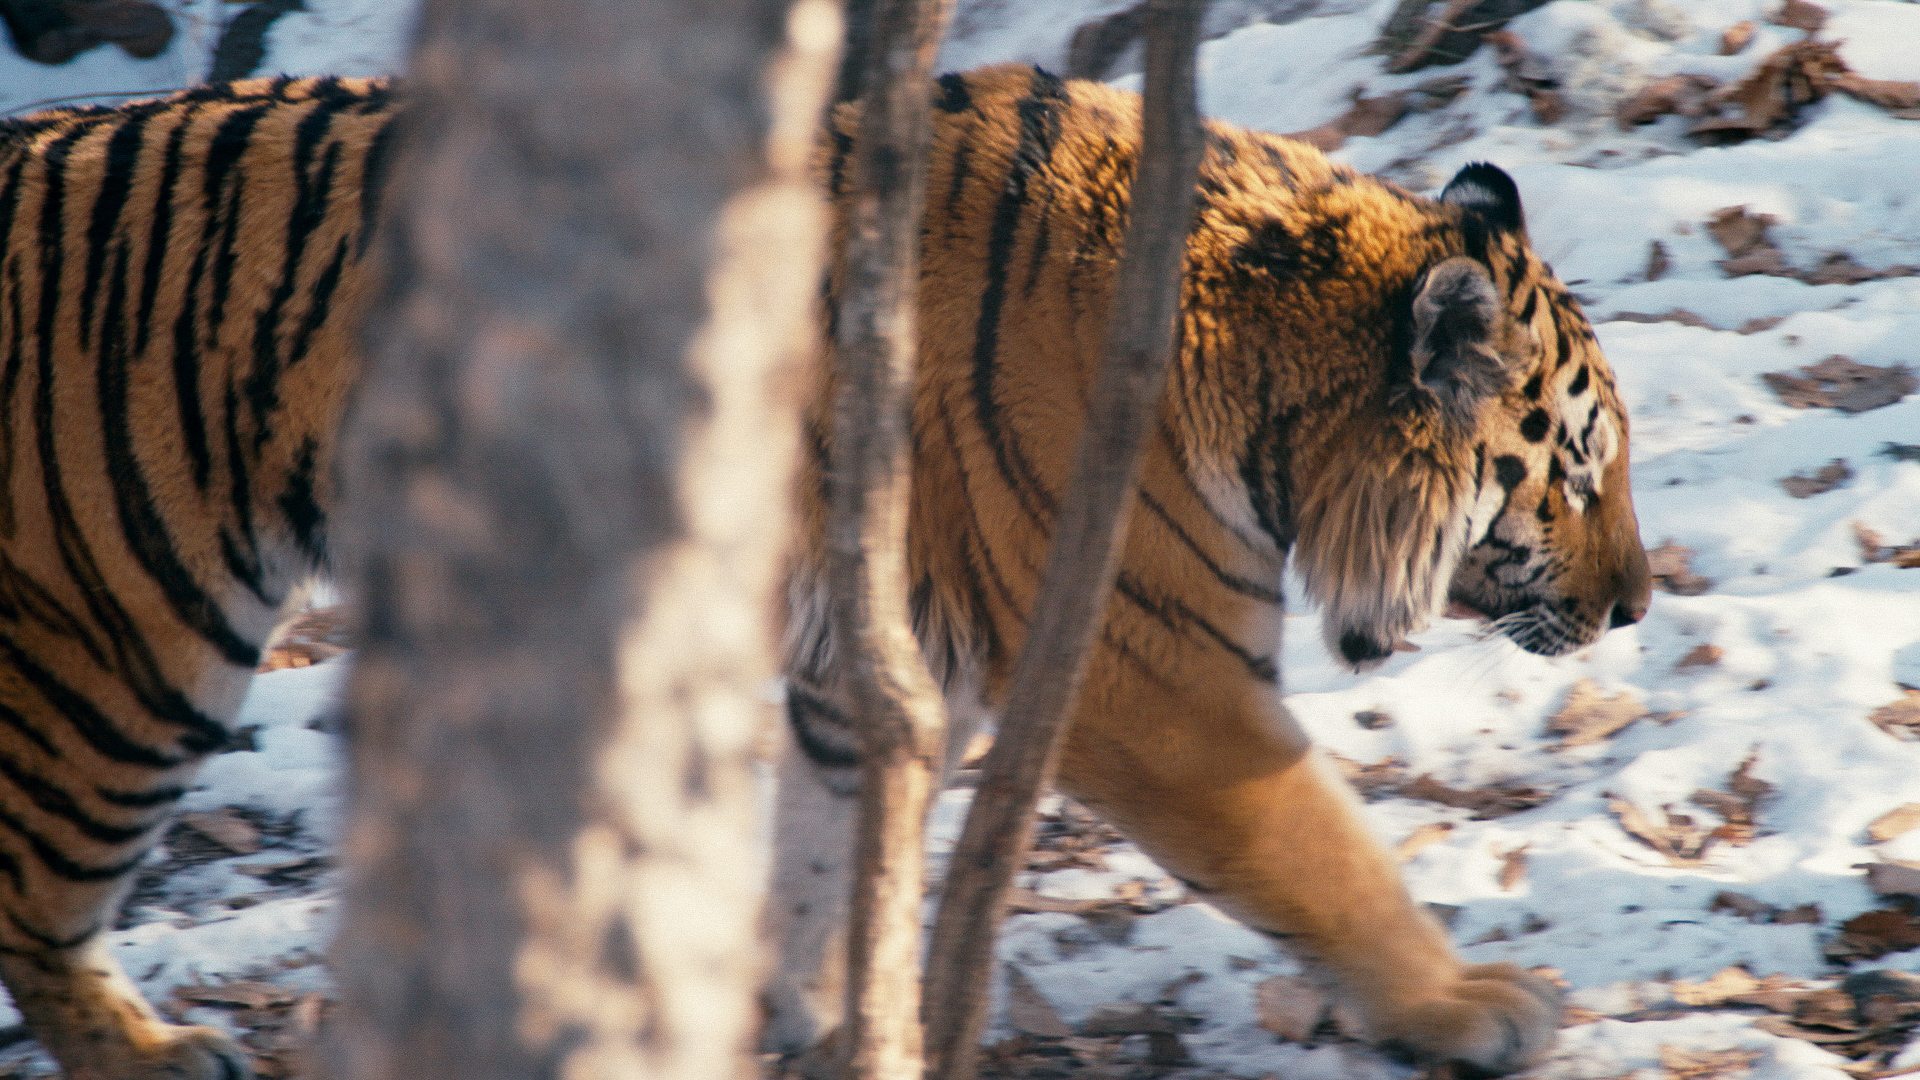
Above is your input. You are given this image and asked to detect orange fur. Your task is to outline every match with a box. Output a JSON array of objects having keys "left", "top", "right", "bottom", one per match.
[
  {"left": 774, "top": 65, "right": 1648, "bottom": 1072},
  {"left": 0, "top": 77, "right": 390, "bottom": 1079}
]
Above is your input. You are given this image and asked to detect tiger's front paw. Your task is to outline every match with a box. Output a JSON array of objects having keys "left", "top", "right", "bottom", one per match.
[
  {"left": 74, "top": 1023, "right": 255, "bottom": 1080},
  {"left": 1371, "top": 963, "right": 1562, "bottom": 1077}
]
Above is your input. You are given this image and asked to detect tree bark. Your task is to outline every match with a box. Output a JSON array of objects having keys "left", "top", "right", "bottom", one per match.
[
  {"left": 329, "top": 2, "right": 836, "bottom": 1078},
  {"left": 826, "top": 3, "right": 956, "bottom": 1079},
  {"left": 919, "top": 4, "right": 1209, "bottom": 1078}
]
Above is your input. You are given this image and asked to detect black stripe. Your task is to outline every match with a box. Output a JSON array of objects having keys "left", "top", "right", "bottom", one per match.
[
  {"left": 1516, "top": 286, "right": 1539, "bottom": 326},
  {"left": 245, "top": 104, "right": 343, "bottom": 450},
  {"left": 202, "top": 105, "right": 274, "bottom": 355},
  {"left": 0, "top": 252, "right": 24, "bottom": 538},
  {"left": 284, "top": 235, "right": 348, "bottom": 371},
  {"left": 0, "top": 704, "right": 54, "bottom": 759},
  {"left": 1136, "top": 487, "right": 1281, "bottom": 604},
  {"left": 970, "top": 69, "right": 1068, "bottom": 528},
  {"left": 0, "top": 633, "right": 182, "bottom": 769},
  {"left": 937, "top": 405, "right": 1026, "bottom": 623},
  {"left": 935, "top": 72, "right": 973, "bottom": 114},
  {"left": 1240, "top": 391, "right": 1298, "bottom": 552},
  {"left": 943, "top": 131, "right": 972, "bottom": 220},
  {"left": 0, "top": 792, "right": 147, "bottom": 882},
  {"left": 785, "top": 684, "right": 860, "bottom": 769},
  {"left": 277, "top": 436, "right": 325, "bottom": 562},
  {"left": 99, "top": 239, "right": 261, "bottom": 667},
  {"left": 0, "top": 550, "right": 105, "bottom": 664},
  {"left": 1113, "top": 573, "right": 1277, "bottom": 683},
  {"left": 135, "top": 104, "right": 195, "bottom": 359},
  {"left": 356, "top": 114, "right": 399, "bottom": 258},
  {"left": 78, "top": 111, "right": 148, "bottom": 353},
  {"left": 6, "top": 913, "right": 94, "bottom": 951},
  {"left": 220, "top": 381, "right": 268, "bottom": 602},
  {"left": 95, "top": 784, "right": 185, "bottom": 808},
  {"left": 0, "top": 747, "right": 150, "bottom": 844}
]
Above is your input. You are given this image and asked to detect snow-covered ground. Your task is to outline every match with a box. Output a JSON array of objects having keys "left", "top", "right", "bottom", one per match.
[{"left": 4, "top": 0, "right": 1919, "bottom": 1077}]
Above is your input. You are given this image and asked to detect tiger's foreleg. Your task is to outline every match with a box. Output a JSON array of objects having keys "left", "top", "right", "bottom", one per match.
[
  {"left": 0, "top": 931, "right": 252, "bottom": 1080},
  {"left": 1058, "top": 669, "right": 1559, "bottom": 1076}
]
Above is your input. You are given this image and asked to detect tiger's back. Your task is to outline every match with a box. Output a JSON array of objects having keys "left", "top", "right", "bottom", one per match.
[{"left": 0, "top": 76, "right": 392, "bottom": 1080}]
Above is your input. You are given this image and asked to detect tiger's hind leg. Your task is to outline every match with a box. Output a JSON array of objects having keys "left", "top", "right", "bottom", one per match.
[
  {"left": 0, "top": 935, "right": 252, "bottom": 1080},
  {"left": 0, "top": 679, "right": 253, "bottom": 1079}
]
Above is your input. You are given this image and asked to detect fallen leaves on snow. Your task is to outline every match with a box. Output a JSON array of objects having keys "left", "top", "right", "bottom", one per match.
[
  {"left": 1779, "top": 459, "right": 1853, "bottom": 498},
  {"left": 1869, "top": 805, "right": 1920, "bottom": 844},
  {"left": 1612, "top": 753, "right": 1771, "bottom": 864},
  {"left": 1677, "top": 644, "right": 1726, "bottom": 671},
  {"left": 1854, "top": 523, "right": 1920, "bottom": 569},
  {"left": 1869, "top": 689, "right": 1920, "bottom": 739},
  {"left": 1648, "top": 541, "right": 1714, "bottom": 595},
  {"left": 1397, "top": 774, "right": 1555, "bottom": 819},
  {"left": 1548, "top": 678, "right": 1648, "bottom": 746},
  {"left": 1764, "top": 355, "right": 1919, "bottom": 414}
]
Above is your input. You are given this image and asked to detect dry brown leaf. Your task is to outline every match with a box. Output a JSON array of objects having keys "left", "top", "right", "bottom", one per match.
[
  {"left": 1695, "top": 40, "right": 1845, "bottom": 140},
  {"left": 1497, "top": 845, "right": 1529, "bottom": 891},
  {"left": 1871, "top": 690, "right": 1920, "bottom": 739},
  {"left": 1661, "top": 1044, "right": 1762, "bottom": 1080},
  {"left": 1775, "top": 903, "right": 1822, "bottom": 925},
  {"left": 177, "top": 808, "right": 263, "bottom": 856},
  {"left": 1801, "top": 251, "right": 1918, "bottom": 286},
  {"left": 1854, "top": 523, "right": 1920, "bottom": 569},
  {"left": 1328, "top": 753, "right": 1410, "bottom": 799},
  {"left": 1398, "top": 774, "right": 1554, "bottom": 818},
  {"left": 1826, "top": 908, "right": 1920, "bottom": 964},
  {"left": 1647, "top": 540, "right": 1713, "bottom": 595},
  {"left": 1709, "top": 205, "right": 1788, "bottom": 267},
  {"left": 1005, "top": 966, "right": 1071, "bottom": 1038},
  {"left": 1780, "top": 459, "right": 1853, "bottom": 498},
  {"left": 1870, "top": 805, "right": 1920, "bottom": 844},
  {"left": 1255, "top": 975, "right": 1329, "bottom": 1042},
  {"left": 1771, "top": 0, "right": 1828, "bottom": 30},
  {"left": 1671, "top": 966, "right": 1764, "bottom": 1006},
  {"left": 1711, "top": 890, "right": 1773, "bottom": 921},
  {"left": 1831, "top": 72, "right": 1920, "bottom": 109},
  {"left": 177, "top": 980, "right": 299, "bottom": 1010},
  {"left": 1677, "top": 644, "right": 1725, "bottom": 670},
  {"left": 1721, "top": 19, "right": 1757, "bottom": 53},
  {"left": 1548, "top": 678, "right": 1648, "bottom": 746},
  {"left": 1612, "top": 797, "right": 1715, "bottom": 863},
  {"left": 1865, "top": 861, "right": 1920, "bottom": 898},
  {"left": 1611, "top": 309, "right": 1715, "bottom": 329},
  {"left": 1282, "top": 91, "right": 1410, "bottom": 151},
  {"left": 1764, "top": 355, "right": 1919, "bottom": 413},
  {"left": 1397, "top": 822, "right": 1455, "bottom": 863},
  {"left": 1647, "top": 240, "right": 1672, "bottom": 281},
  {"left": 1618, "top": 73, "right": 1722, "bottom": 127}
]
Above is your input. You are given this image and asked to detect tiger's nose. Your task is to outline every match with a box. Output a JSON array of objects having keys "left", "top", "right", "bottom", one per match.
[{"left": 1609, "top": 597, "right": 1647, "bottom": 628}]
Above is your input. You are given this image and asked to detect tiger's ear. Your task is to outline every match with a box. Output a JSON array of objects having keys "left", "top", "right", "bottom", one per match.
[
  {"left": 1441, "top": 162, "right": 1525, "bottom": 234},
  {"left": 1406, "top": 256, "right": 1507, "bottom": 430}
]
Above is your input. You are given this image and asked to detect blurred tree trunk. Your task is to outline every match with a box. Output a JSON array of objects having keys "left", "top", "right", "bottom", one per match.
[
  {"left": 824, "top": 2, "right": 955, "bottom": 1078},
  {"left": 329, "top": 2, "right": 838, "bottom": 1078},
  {"left": 921, "top": 3, "right": 1209, "bottom": 1078}
]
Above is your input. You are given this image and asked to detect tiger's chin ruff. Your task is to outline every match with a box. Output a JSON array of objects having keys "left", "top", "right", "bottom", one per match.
[{"left": 1293, "top": 453, "right": 1474, "bottom": 671}]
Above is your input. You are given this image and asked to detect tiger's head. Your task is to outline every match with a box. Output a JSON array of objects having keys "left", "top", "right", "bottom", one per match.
[{"left": 1289, "top": 163, "right": 1651, "bottom": 670}]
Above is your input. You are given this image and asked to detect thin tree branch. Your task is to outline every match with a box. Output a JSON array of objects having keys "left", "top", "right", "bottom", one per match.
[
  {"left": 826, "top": 2, "right": 957, "bottom": 1079},
  {"left": 918, "top": 3, "right": 1209, "bottom": 1078}
]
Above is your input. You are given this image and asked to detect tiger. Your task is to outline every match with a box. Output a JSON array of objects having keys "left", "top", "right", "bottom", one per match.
[
  {"left": 768, "top": 63, "right": 1651, "bottom": 1075},
  {"left": 0, "top": 76, "right": 392, "bottom": 1079}
]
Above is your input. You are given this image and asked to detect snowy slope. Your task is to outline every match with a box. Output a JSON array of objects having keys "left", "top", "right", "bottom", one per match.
[{"left": 3, "top": 1, "right": 1919, "bottom": 1078}]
